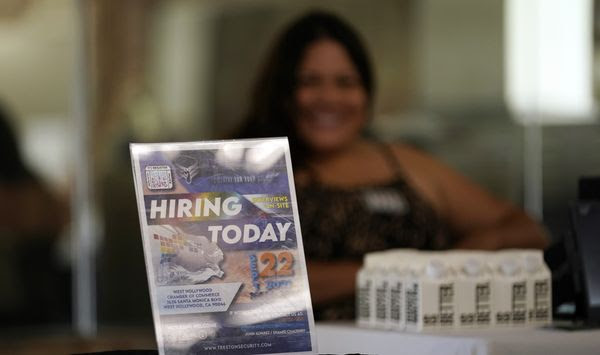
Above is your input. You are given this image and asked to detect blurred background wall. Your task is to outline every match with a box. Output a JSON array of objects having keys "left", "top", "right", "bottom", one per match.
[{"left": 0, "top": 0, "right": 599, "bottom": 346}]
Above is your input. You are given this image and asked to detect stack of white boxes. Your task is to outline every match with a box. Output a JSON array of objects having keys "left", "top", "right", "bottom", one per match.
[{"left": 356, "top": 249, "right": 551, "bottom": 332}]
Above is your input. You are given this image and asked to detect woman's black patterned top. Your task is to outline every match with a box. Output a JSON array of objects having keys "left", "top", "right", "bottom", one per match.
[{"left": 296, "top": 144, "right": 454, "bottom": 320}]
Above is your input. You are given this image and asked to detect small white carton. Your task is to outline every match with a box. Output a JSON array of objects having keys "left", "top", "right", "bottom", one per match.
[
  {"left": 383, "top": 249, "right": 417, "bottom": 331},
  {"left": 356, "top": 251, "right": 386, "bottom": 328},
  {"left": 522, "top": 250, "right": 552, "bottom": 325},
  {"left": 372, "top": 252, "right": 392, "bottom": 329},
  {"left": 450, "top": 251, "right": 493, "bottom": 328},
  {"left": 491, "top": 251, "right": 528, "bottom": 326},
  {"left": 405, "top": 253, "right": 456, "bottom": 332}
]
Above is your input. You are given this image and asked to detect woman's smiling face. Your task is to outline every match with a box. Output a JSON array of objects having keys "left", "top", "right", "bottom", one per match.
[{"left": 294, "top": 38, "right": 369, "bottom": 154}]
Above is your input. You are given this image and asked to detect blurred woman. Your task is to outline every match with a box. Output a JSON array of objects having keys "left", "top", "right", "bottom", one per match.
[{"left": 236, "top": 11, "right": 547, "bottom": 319}]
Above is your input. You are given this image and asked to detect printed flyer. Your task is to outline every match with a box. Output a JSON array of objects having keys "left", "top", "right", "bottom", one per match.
[{"left": 130, "top": 138, "right": 317, "bottom": 354}]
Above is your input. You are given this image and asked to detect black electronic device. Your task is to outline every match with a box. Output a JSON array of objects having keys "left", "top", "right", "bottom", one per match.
[
  {"left": 578, "top": 176, "right": 600, "bottom": 200},
  {"left": 568, "top": 201, "right": 600, "bottom": 324},
  {"left": 547, "top": 176, "right": 600, "bottom": 329}
]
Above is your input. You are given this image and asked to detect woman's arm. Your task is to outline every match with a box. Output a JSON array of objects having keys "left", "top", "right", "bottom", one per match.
[
  {"left": 394, "top": 145, "right": 549, "bottom": 250},
  {"left": 452, "top": 207, "right": 548, "bottom": 250},
  {"left": 306, "top": 260, "right": 362, "bottom": 305}
]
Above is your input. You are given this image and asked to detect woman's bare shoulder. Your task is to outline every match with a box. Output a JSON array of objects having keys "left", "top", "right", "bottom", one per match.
[
  {"left": 388, "top": 142, "right": 446, "bottom": 174},
  {"left": 389, "top": 142, "right": 489, "bottom": 195},
  {"left": 386, "top": 142, "right": 448, "bottom": 211}
]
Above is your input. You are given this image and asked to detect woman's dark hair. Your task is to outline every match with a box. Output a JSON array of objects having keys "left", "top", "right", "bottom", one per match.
[
  {"left": 235, "top": 10, "right": 374, "bottom": 167},
  {"left": 0, "top": 104, "right": 32, "bottom": 181}
]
